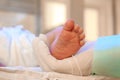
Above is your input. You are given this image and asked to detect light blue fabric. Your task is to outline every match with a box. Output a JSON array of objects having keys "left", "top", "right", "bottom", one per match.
[
  {"left": 2, "top": 25, "right": 35, "bottom": 42},
  {"left": 92, "top": 35, "right": 120, "bottom": 78}
]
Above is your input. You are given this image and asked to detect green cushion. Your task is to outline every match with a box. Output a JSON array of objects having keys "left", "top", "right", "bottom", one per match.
[{"left": 92, "top": 35, "right": 120, "bottom": 78}]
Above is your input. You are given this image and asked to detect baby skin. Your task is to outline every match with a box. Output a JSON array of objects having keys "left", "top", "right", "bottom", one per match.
[{"left": 47, "top": 19, "right": 85, "bottom": 59}]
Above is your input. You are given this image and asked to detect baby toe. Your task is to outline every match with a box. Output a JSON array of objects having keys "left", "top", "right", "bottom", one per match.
[
  {"left": 79, "top": 33, "right": 85, "bottom": 40},
  {"left": 73, "top": 24, "right": 80, "bottom": 33},
  {"left": 64, "top": 19, "right": 74, "bottom": 31},
  {"left": 78, "top": 28, "right": 83, "bottom": 34},
  {"left": 80, "top": 40, "right": 85, "bottom": 46}
]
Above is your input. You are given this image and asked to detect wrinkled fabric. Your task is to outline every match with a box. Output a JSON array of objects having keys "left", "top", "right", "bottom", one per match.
[{"left": 0, "top": 26, "right": 37, "bottom": 66}]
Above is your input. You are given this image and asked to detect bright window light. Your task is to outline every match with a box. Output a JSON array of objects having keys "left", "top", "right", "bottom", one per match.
[
  {"left": 44, "top": 1, "right": 67, "bottom": 30},
  {"left": 84, "top": 8, "right": 99, "bottom": 41}
]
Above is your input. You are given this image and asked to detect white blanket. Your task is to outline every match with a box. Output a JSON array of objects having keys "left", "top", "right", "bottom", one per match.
[
  {"left": 0, "top": 26, "right": 38, "bottom": 66},
  {"left": 0, "top": 67, "right": 118, "bottom": 80},
  {"left": 0, "top": 26, "right": 119, "bottom": 80}
]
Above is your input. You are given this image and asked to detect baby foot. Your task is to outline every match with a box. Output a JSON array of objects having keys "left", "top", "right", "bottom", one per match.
[{"left": 50, "top": 19, "right": 85, "bottom": 59}]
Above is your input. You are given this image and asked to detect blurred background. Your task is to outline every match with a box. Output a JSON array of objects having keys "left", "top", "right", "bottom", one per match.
[{"left": 0, "top": 0, "right": 119, "bottom": 41}]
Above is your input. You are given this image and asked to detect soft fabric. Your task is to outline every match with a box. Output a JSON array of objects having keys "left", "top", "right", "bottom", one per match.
[
  {"left": 0, "top": 67, "right": 118, "bottom": 80},
  {"left": 92, "top": 35, "right": 120, "bottom": 78},
  {"left": 0, "top": 26, "right": 37, "bottom": 66},
  {"left": 0, "top": 26, "right": 119, "bottom": 79},
  {"left": 0, "top": 26, "right": 94, "bottom": 76},
  {"left": 0, "top": 33, "right": 118, "bottom": 80}
]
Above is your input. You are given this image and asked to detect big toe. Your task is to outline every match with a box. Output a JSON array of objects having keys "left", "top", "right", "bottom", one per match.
[{"left": 64, "top": 19, "right": 74, "bottom": 31}]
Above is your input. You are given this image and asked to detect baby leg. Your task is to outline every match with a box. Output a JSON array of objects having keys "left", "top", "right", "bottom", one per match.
[{"left": 33, "top": 37, "right": 94, "bottom": 76}]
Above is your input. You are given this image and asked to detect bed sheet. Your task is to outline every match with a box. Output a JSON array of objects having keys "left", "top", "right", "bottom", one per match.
[{"left": 0, "top": 67, "right": 119, "bottom": 80}]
